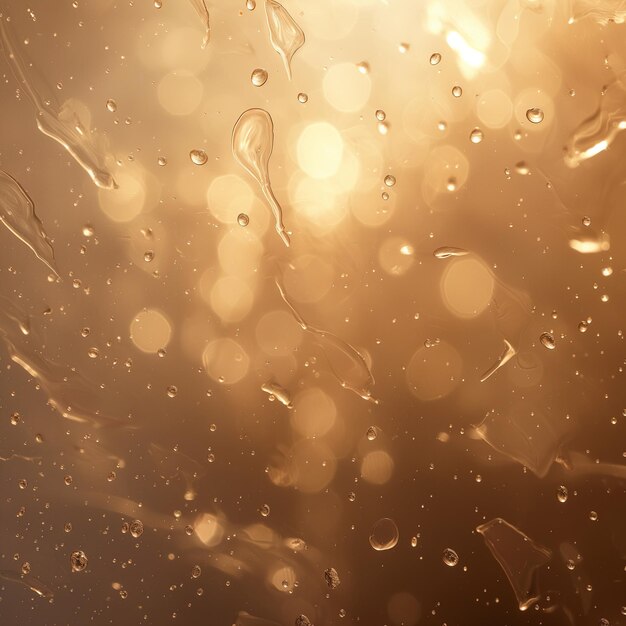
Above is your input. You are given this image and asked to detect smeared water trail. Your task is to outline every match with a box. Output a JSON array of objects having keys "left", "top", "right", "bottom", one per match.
[
  {"left": 275, "top": 277, "right": 377, "bottom": 403},
  {"left": 189, "top": 0, "right": 211, "bottom": 46},
  {"left": 480, "top": 339, "right": 516, "bottom": 382},
  {"left": 261, "top": 380, "right": 293, "bottom": 408},
  {"left": 232, "top": 109, "right": 290, "bottom": 246},
  {"left": 0, "top": 170, "right": 57, "bottom": 275},
  {"left": 477, "top": 518, "right": 551, "bottom": 610},
  {"left": 265, "top": 0, "right": 305, "bottom": 80},
  {"left": 0, "top": 570, "right": 54, "bottom": 600},
  {"left": 569, "top": 0, "right": 626, "bottom": 24},
  {"left": 564, "top": 73, "right": 626, "bottom": 167},
  {"left": 0, "top": 19, "right": 116, "bottom": 189},
  {"left": 433, "top": 246, "right": 469, "bottom": 259}
]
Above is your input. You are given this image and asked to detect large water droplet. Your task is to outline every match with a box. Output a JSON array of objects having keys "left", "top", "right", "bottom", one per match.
[
  {"left": 70, "top": 550, "right": 88, "bottom": 572},
  {"left": 265, "top": 0, "right": 305, "bottom": 80},
  {"left": 189, "top": 149, "right": 208, "bottom": 166},
  {"left": 443, "top": 548, "right": 459, "bottom": 566},
  {"left": 540, "top": 332, "right": 555, "bottom": 350},
  {"left": 369, "top": 517, "right": 399, "bottom": 551},
  {"left": 526, "top": 107, "right": 544, "bottom": 124},
  {"left": 251, "top": 68, "right": 268, "bottom": 87}
]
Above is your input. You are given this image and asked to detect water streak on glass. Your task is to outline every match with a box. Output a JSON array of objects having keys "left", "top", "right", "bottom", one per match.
[
  {"left": 232, "top": 108, "right": 290, "bottom": 246},
  {"left": 264, "top": 0, "right": 305, "bottom": 80},
  {"left": 0, "top": 18, "right": 117, "bottom": 190}
]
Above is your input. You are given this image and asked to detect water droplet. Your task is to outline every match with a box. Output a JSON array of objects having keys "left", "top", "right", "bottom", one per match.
[
  {"left": 557, "top": 485, "right": 568, "bottom": 503},
  {"left": 157, "top": 156, "right": 167, "bottom": 167},
  {"left": 297, "top": 92, "right": 308, "bottom": 103},
  {"left": 589, "top": 510, "right": 598, "bottom": 521},
  {"left": 81, "top": 327, "right": 90, "bottom": 337},
  {"left": 452, "top": 85, "right": 462, "bottom": 97},
  {"left": 366, "top": 426, "right": 378, "bottom": 441},
  {"left": 129, "top": 519, "right": 144, "bottom": 538},
  {"left": 259, "top": 503, "right": 270, "bottom": 517},
  {"left": 433, "top": 247, "right": 468, "bottom": 259},
  {"left": 356, "top": 61, "right": 369, "bottom": 74},
  {"left": 469, "top": 128, "right": 483, "bottom": 144},
  {"left": 70, "top": 550, "right": 88, "bottom": 572},
  {"left": 251, "top": 68, "right": 268, "bottom": 87},
  {"left": 602, "top": 266, "right": 613, "bottom": 276},
  {"left": 154, "top": 0, "right": 163, "bottom": 8},
  {"left": 167, "top": 385, "right": 178, "bottom": 398},
  {"left": 443, "top": 548, "right": 459, "bottom": 566},
  {"left": 540, "top": 332, "right": 555, "bottom": 350},
  {"left": 189, "top": 149, "right": 208, "bottom": 166},
  {"left": 369, "top": 517, "right": 399, "bottom": 551},
  {"left": 384, "top": 175, "right": 396, "bottom": 187},
  {"left": 246, "top": 0, "right": 256, "bottom": 9},
  {"left": 410, "top": 536, "right": 418, "bottom": 548},
  {"left": 582, "top": 216, "right": 591, "bottom": 226},
  {"left": 237, "top": 213, "right": 249, "bottom": 227},
  {"left": 10, "top": 412, "right": 21, "bottom": 426},
  {"left": 144, "top": 250, "right": 154, "bottom": 262},
  {"left": 566, "top": 558, "right": 575, "bottom": 570},
  {"left": 192, "top": 565, "right": 202, "bottom": 578},
  {"left": 232, "top": 109, "right": 290, "bottom": 246},
  {"left": 377, "top": 121, "right": 389, "bottom": 135},
  {"left": 446, "top": 177, "right": 457, "bottom": 191},
  {"left": 106, "top": 99, "right": 117, "bottom": 112},
  {"left": 87, "top": 347, "right": 99, "bottom": 359},
  {"left": 82, "top": 224, "right": 94, "bottom": 237},
  {"left": 64, "top": 475, "right": 73, "bottom": 486},
  {"left": 19, "top": 478, "right": 28, "bottom": 489},
  {"left": 429, "top": 52, "right": 441, "bottom": 65},
  {"left": 265, "top": 0, "right": 305, "bottom": 80},
  {"left": 295, "top": 615, "right": 312, "bottom": 626},
  {"left": 64, "top": 522, "right": 72, "bottom": 533},
  {"left": 515, "top": 161, "right": 530, "bottom": 175},
  {"left": 526, "top": 107, "right": 544, "bottom": 124},
  {"left": 375, "top": 109, "right": 386, "bottom": 121},
  {"left": 324, "top": 567, "right": 340, "bottom": 589},
  {"left": 399, "top": 42, "right": 409, "bottom": 53}
]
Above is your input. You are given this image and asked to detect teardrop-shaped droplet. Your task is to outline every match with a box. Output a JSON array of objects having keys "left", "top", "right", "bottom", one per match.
[
  {"left": 526, "top": 107, "right": 544, "bottom": 124},
  {"left": 433, "top": 246, "right": 469, "bottom": 259},
  {"left": 189, "top": 149, "right": 208, "bottom": 166},
  {"left": 251, "top": 68, "right": 268, "bottom": 87},
  {"left": 232, "top": 108, "right": 290, "bottom": 246},
  {"left": 265, "top": 0, "right": 305, "bottom": 80},
  {"left": 369, "top": 517, "right": 399, "bottom": 551}
]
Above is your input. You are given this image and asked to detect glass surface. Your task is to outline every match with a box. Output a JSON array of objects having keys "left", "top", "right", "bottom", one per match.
[{"left": 0, "top": 1, "right": 625, "bottom": 625}]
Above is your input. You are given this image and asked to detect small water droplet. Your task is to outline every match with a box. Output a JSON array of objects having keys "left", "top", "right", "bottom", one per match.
[
  {"left": 469, "top": 128, "right": 483, "bottom": 144},
  {"left": 189, "top": 149, "right": 208, "bottom": 166},
  {"left": 237, "top": 213, "right": 249, "bottom": 227},
  {"left": 429, "top": 52, "right": 441, "bottom": 65},
  {"left": 540, "top": 332, "right": 555, "bottom": 350},
  {"left": 106, "top": 99, "right": 117, "bottom": 112},
  {"left": 589, "top": 510, "right": 598, "bottom": 521},
  {"left": 251, "top": 68, "right": 268, "bottom": 87},
  {"left": 366, "top": 426, "right": 378, "bottom": 441},
  {"left": 167, "top": 385, "right": 178, "bottom": 398},
  {"left": 557, "top": 485, "right": 568, "bottom": 503},
  {"left": 375, "top": 109, "right": 386, "bottom": 121},
  {"left": 192, "top": 565, "right": 202, "bottom": 578},
  {"left": 566, "top": 558, "right": 575, "bottom": 570},
  {"left": 297, "top": 92, "right": 308, "bottom": 103},
  {"left": 87, "top": 347, "right": 99, "bottom": 359},
  {"left": 356, "top": 61, "right": 370, "bottom": 74},
  {"left": 157, "top": 156, "right": 167, "bottom": 167},
  {"left": 384, "top": 175, "right": 396, "bottom": 187},
  {"left": 526, "top": 107, "right": 544, "bottom": 124},
  {"left": 246, "top": 0, "right": 256, "bottom": 9},
  {"left": 144, "top": 250, "right": 154, "bottom": 262},
  {"left": 446, "top": 177, "right": 457, "bottom": 192},
  {"left": 443, "top": 548, "right": 459, "bottom": 566},
  {"left": 515, "top": 161, "right": 530, "bottom": 175},
  {"left": 82, "top": 224, "right": 94, "bottom": 237},
  {"left": 259, "top": 503, "right": 270, "bottom": 517},
  {"left": 452, "top": 85, "right": 462, "bottom": 97}
]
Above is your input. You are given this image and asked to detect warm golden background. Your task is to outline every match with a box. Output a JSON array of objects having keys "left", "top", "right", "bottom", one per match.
[{"left": 0, "top": 0, "right": 625, "bottom": 624}]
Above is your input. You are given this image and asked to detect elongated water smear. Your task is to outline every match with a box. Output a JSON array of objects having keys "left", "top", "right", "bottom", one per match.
[
  {"left": 189, "top": 0, "right": 211, "bottom": 47},
  {"left": 265, "top": 0, "right": 305, "bottom": 80},
  {"left": 569, "top": 0, "right": 626, "bottom": 24},
  {"left": 0, "top": 170, "right": 57, "bottom": 275},
  {"left": 480, "top": 339, "right": 516, "bottom": 382},
  {"left": 433, "top": 246, "right": 469, "bottom": 259},
  {"left": 0, "top": 570, "right": 54, "bottom": 600},
  {"left": 261, "top": 380, "right": 293, "bottom": 408},
  {"left": 275, "top": 277, "right": 377, "bottom": 403},
  {"left": 564, "top": 73, "right": 626, "bottom": 167},
  {"left": 232, "top": 109, "right": 290, "bottom": 247},
  {"left": 477, "top": 518, "right": 551, "bottom": 611},
  {"left": 0, "top": 18, "right": 116, "bottom": 190}
]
